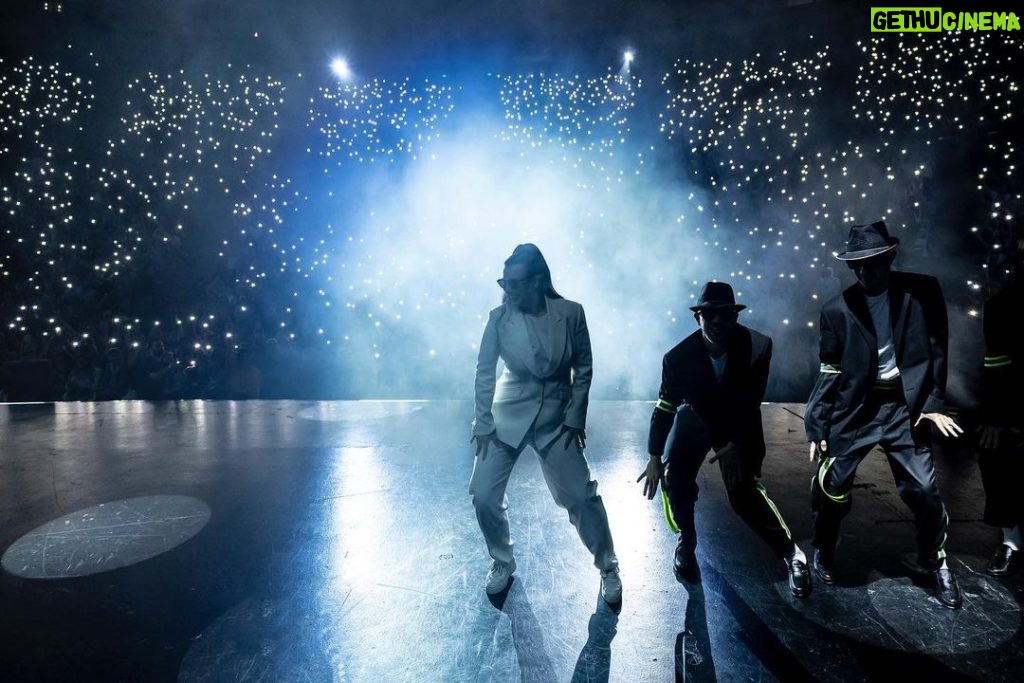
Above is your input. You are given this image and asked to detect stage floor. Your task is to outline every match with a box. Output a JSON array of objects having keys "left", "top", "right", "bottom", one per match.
[{"left": 0, "top": 400, "right": 1021, "bottom": 682}]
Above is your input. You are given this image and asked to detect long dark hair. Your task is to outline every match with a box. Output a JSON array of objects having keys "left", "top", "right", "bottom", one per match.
[{"left": 503, "top": 243, "right": 563, "bottom": 301}]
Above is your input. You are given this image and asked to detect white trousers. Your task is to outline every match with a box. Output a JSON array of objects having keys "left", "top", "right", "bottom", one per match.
[{"left": 469, "top": 429, "right": 618, "bottom": 571}]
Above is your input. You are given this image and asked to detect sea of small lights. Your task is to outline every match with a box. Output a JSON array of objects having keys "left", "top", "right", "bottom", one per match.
[
  {"left": 308, "top": 76, "right": 457, "bottom": 165},
  {"left": 659, "top": 46, "right": 837, "bottom": 325},
  {"left": 1, "top": 31, "right": 1021, "bottom": 381},
  {"left": 657, "top": 34, "right": 1021, "bottom": 325},
  {"left": 854, "top": 32, "right": 1022, "bottom": 312},
  {"left": 497, "top": 70, "right": 644, "bottom": 189}
]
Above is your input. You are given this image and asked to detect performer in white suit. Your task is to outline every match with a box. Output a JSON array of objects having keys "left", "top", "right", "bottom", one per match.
[{"left": 470, "top": 243, "right": 621, "bottom": 602}]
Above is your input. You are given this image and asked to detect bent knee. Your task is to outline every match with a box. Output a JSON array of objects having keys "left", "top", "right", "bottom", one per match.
[
  {"left": 471, "top": 491, "right": 505, "bottom": 514},
  {"left": 900, "top": 480, "right": 941, "bottom": 504},
  {"left": 551, "top": 479, "right": 599, "bottom": 511},
  {"left": 725, "top": 481, "right": 762, "bottom": 507}
]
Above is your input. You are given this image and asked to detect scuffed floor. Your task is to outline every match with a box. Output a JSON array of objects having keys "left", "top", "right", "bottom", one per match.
[{"left": 0, "top": 400, "right": 1020, "bottom": 681}]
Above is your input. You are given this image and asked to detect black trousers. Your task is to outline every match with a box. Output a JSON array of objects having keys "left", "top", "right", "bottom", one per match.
[
  {"left": 811, "top": 394, "right": 949, "bottom": 569},
  {"left": 665, "top": 408, "right": 794, "bottom": 559},
  {"left": 979, "top": 429, "right": 1024, "bottom": 529}
]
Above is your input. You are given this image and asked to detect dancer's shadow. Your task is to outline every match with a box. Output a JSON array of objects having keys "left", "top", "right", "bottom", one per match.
[
  {"left": 675, "top": 581, "right": 717, "bottom": 682},
  {"left": 489, "top": 578, "right": 560, "bottom": 683},
  {"left": 679, "top": 562, "right": 816, "bottom": 682},
  {"left": 570, "top": 597, "right": 619, "bottom": 683}
]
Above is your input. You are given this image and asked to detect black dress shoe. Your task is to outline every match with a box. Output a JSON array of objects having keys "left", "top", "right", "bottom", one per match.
[
  {"left": 673, "top": 541, "right": 701, "bottom": 584},
  {"left": 813, "top": 548, "right": 837, "bottom": 585},
  {"left": 986, "top": 544, "right": 1020, "bottom": 577},
  {"left": 932, "top": 566, "right": 962, "bottom": 610},
  {"left": 786, "top": 555, "right": 812, "bottom": 598}
]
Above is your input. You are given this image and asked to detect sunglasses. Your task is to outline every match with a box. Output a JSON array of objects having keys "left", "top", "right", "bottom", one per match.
[
  {"left": 697, "top": 309, "right": 738, "bottom": 321},
  {"left": 497, "top": 276, "right": 533, "bottom": 291}
]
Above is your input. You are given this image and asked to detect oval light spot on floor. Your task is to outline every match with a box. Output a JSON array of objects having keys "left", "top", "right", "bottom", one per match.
[
  {"left": 778, "top": 556, "right": 1020, "bottom": 655},
  {"left": 869, "top": 568, "right": 1021, "bottom": 655},
  {"left": 1, "top": 495, "right": 210, "bottom": 579}
]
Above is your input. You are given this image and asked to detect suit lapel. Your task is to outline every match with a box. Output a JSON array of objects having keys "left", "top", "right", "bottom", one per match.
[
  {"left": 546, "top": 299, "right": 568, "bottom": 369},
  {"left": 844, "top": 286, "right": 877, "bottom": 348},
  {"left": 889, "top": 280, "right": 911, "bottom": 352},
  {"left": 498, "top": 304, "right": 531, "bottom": 371},
  {"left": 500, "top": 298, "right": 567, "bottom": 377},
  {"left": 684, "top": 334, "right": 718, "bottom": 394},
  {"left": 722, "top": 327, "right": 751, "bottom": 388}
]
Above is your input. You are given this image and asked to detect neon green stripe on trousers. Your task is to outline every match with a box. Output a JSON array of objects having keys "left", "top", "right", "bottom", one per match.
[
  {"left": 817, "top": 456, "right": 850, "bottom": 503},
  {"left": 756, "top": 482, "right": 792, "bottom": 540},
  {"left": 661, "top": 488, "right": 680, "bottom": 533}
]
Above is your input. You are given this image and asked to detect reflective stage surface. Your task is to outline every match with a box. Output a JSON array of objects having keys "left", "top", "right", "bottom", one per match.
[{"left": 1, "top": 401, "right": 1021, "bottom": 682}]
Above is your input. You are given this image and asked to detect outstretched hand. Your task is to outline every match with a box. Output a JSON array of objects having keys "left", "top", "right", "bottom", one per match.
[
  {"left": 916, "top": 412, "right": 964, "bottom": 438},
  {"left": 637, "top": 456, "right": 666, "bottom": 500},
  {"left": 471, "top": 432, "right": 496, "bottom": 459},
  {"left": 978, "top": 425, "right": 1002, "bottom": 450},
  {"left": 808, "top": 439, "right": 828, "bottom": 463},
  {"left": 560, "top": 425, "right": 587, "bottom": 450},
  {"left": 708, "top": 441, "right": 738, "bottom": 465}
]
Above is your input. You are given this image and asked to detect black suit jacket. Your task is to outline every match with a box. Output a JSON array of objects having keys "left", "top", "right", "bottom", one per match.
[
  {"left": 649, "top": 325, "right": 772, "bottom": 465},
  {"left": 981, "top": 281, "right": 1024, "bottom": 427},
  {"left": 804, "top": 271, "right": 949, "bottom": 450}
]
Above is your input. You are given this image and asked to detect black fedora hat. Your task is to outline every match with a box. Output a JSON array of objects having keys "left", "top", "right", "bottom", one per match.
[
  {"left": 689, "top": 281, "right": 746, "bottom": 312},
  {"left": 836, "top": 220, "right": 900, "bottom": 261}
]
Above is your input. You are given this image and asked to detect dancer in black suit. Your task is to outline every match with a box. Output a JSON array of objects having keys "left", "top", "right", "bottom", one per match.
[
  {"left": 805, "top": 220, "right": 964, "bottom": 609},
  {"left": 639, "top": 282, "right": 811, "bottom": 598},
  {"left": 978, "top": 239, "right": 1024, "bottom": 577}
]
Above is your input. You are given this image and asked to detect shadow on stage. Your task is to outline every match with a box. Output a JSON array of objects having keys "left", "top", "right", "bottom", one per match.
[{"left": 487, "top": 577, "right": 620, "bottom": 683}]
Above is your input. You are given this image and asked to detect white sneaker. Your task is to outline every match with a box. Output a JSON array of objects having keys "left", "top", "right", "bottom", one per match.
[
  {"left": 601, "top": 568, "right": 622, "bottom": 603},
  {"left": 485, "top": 559, "right": 516, "bottom": 594}
]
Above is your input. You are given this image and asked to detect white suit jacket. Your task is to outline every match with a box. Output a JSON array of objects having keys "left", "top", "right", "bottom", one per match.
[{"left": 473, "top": 296, "right": 593, "bottom": 451}]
